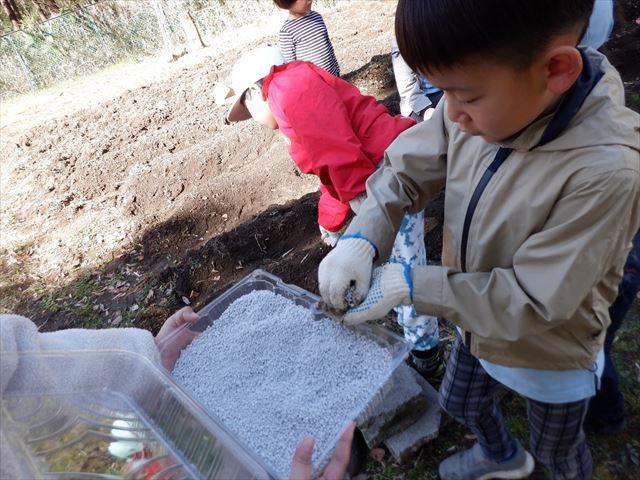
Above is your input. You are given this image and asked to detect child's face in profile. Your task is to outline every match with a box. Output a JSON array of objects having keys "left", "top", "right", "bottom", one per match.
[
  {"left": 427, "top": 57, "right": 556, "bottom": 143},
  {"left": 244, "top": 85, "right": 278, "bottom": 130}
]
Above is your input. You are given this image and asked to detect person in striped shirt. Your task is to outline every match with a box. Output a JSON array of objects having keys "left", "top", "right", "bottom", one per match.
[{"left": 274, "top": 0, "right": 340, "bottom": 77}]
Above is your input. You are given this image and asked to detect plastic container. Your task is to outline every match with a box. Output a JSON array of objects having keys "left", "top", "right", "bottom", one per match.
[
  {"left": 159, "top": 269, "right": 412, "bottom": 478},
  {"left": 1, "top": 269, "right": 411, "bottom": 479},
  {"left": 167, "top": 269, "right": 410, "bottom": 360},
  {"left": 0, "top": 349, "right": 274, "bottom": 479}
]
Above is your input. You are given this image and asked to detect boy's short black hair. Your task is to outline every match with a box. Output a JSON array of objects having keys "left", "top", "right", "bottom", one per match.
[
  {"left": 396, "top": 0, "right": 594, "bottom": 74},
  {"left": 273, "top": 0, "right": 296, "bottom": 9}
]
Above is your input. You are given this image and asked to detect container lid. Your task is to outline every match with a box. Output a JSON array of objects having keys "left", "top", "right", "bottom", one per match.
[{"left": 0, "top": 349, "right": 274, "bottom": 479}]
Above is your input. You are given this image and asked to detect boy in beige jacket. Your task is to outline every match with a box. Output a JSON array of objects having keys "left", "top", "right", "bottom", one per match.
[{"left": 318, "top": 0, "right": 640, "bottom": 478}]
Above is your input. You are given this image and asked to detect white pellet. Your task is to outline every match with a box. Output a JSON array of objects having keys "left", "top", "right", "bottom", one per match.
[{"left": 173, "top": 290, "right": 392, "bottom": 479}]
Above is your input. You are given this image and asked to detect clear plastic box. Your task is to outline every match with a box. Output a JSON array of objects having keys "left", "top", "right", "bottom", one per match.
[
  {"left": 0, "top": 349, "right": 275, "bottom": 479},
  {"left": 159, "top": 269, "right": 412, "bottom": 478},
  {"left": 1, "top": 269, "right": 411, "bottom": 479}
]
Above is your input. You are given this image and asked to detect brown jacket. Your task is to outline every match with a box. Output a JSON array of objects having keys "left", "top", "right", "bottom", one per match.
[{"left": 349, "top": 48, "right": 640, "bottom": 369}]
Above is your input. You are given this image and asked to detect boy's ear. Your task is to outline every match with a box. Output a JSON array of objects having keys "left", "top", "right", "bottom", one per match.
[{"left": 543, "top": 45, "right": 583, "bottom": 95}]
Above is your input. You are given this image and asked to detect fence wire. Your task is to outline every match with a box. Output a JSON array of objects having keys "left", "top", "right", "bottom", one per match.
[{"left": 0, "top": 0, "right": 335, "bottom": 100}]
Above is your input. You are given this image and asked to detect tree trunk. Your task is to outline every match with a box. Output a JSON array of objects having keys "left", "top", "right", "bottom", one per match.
[
  {"left": 179, "top": 9, "right": 207, "bottom": 49},
  {"left": 1, "top": 0, "right": 22, "bottom": 30},
  {"left": 41, "top": 0, "right": 60, "bottom": 16},
  {"left": 31, "top": 0, "right": 58, "bottom": 20}
]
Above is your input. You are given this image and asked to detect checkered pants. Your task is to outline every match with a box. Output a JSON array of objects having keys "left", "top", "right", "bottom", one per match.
[{"left": 439, "top": 334, "right": 593, "bottom": 479}]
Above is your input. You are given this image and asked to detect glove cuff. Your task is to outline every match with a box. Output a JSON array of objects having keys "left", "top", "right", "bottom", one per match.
[
  {"left": 339, "top": 235, "right": 376, "bottom": 260},
  {"left": 385, "top": 263, "right": 412, "bottom": 304}
]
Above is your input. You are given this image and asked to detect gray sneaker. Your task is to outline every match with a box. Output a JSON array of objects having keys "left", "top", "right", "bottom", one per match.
[{"left": 438, "top": 441, "right": 535, "bottom": 480}]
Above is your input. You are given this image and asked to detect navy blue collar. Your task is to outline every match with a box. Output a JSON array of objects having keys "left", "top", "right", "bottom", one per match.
[{"left": 533, "top": 47, "right": 604, "bottom": 149}]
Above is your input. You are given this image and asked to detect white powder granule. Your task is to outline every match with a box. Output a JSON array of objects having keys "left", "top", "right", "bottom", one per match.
[{"left": 172, "top": 290, "right": 394, "bottom": 479}]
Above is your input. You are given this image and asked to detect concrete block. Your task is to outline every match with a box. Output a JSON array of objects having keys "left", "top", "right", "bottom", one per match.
[
  {"left": 383, "top": 369, "right": 443, "bottom": 462},
  {"left": 358, "top": 363, "right": 428, "bottom": 448}
]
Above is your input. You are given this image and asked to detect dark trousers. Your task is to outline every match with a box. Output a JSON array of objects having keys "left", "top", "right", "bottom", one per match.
[
  {"left": 588, "top": 231, "right": 640, "bottom": 423},
  {"left": 440, "top": 335, "right": 592, "bottom": 479}
]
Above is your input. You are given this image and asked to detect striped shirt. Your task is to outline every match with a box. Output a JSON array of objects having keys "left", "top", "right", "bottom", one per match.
[{"left": 279, "top": 10, "right": 340, "bottom": 77}]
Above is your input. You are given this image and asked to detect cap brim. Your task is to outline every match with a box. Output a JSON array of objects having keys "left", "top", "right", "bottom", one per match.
[{"left": 225, "top": 94, "right": 252, "bottom": 123}]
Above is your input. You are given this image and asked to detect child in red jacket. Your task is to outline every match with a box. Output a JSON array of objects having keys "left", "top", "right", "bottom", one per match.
[{"left": 225, "top": 45, "right": 442, "bottom": 380}]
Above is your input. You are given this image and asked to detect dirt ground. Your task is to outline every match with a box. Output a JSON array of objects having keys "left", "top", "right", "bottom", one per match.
[
  {"left": 0, "top": 1, "right": 416, "bottom": 330},
  {"left": 1, "top": 1, "right": 639, "bottom": 478}
]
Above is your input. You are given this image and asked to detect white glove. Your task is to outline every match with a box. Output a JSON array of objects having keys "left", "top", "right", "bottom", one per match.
[
  {"left": 318, "top": 236, "right": 376, "bottom": 311},
  {"left": 319, "top": 225, "right": 344, "bottom": 247},
  {"left": 348, "top": 193, "right": 367, "bottom": 215},
  {"left": 343, "top": 263, "right": 412, "bottom": 325}
]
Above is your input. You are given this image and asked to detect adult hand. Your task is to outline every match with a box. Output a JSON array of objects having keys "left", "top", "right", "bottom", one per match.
[
  {"left": 155, "top": 307, "right": 200, "bottom": 371},
  {"left": 343, "top": 264, "right": 412, "bottom": 325},
  {"left": 318, "top": 236, "right": 376, "bottom": 311},
  {"left": 289, "top": 421, "right": 356, "bottom": 480}
]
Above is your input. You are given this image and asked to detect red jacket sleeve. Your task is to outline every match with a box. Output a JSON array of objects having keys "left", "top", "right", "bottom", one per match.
[{"left": 318, "top": 184, "right": 351, "bottom": 232}]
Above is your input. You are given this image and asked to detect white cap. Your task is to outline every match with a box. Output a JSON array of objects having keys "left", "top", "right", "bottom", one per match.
[{"left": 225, "top": 45, "right": 285, "bottom": 123}]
